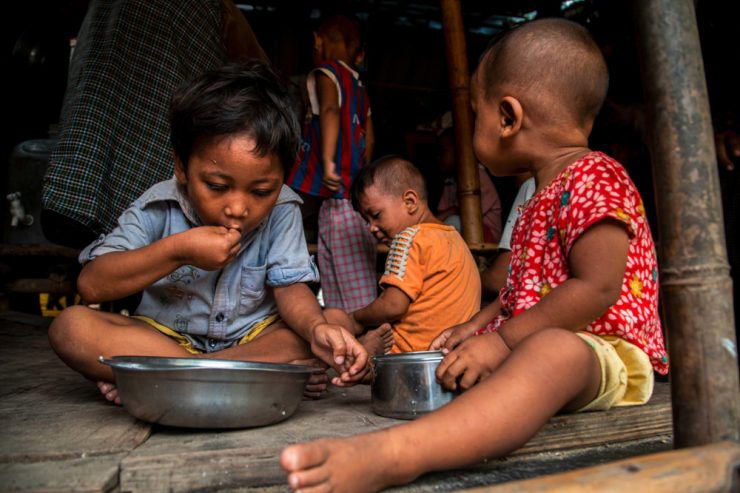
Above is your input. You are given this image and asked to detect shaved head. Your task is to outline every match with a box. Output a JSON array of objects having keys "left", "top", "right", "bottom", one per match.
[{"left": 479, "top": 18, "right": 609, "bottom": 128}]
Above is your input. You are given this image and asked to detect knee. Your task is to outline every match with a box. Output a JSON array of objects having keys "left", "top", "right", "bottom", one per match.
[
  {"left": 520, "top": 328, "right": 596, "bottom": 372},
  {"left": 48, "top": 305, "right": 91, "bottom": 352}
]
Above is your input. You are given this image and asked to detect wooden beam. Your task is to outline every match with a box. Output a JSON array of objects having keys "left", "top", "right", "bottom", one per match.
[
  {"left": 634, "top": 0, "right": 740, "bottom": 446},
  {"left": 440, "top": 0, "right": 484, "bottom": 245},
  {"left": 0, "top": 243, "right": 80, "bottom": 258},
  {"left": 462, "top": 441, "right": 740, "bottom": 493}
]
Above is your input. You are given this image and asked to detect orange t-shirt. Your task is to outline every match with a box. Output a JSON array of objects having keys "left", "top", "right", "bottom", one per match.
[{"left": 380, "top": 223, "right": 481, "bottom": 353}]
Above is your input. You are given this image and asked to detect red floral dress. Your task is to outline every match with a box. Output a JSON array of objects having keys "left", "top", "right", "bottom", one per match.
[{"left": 478, "top": 152, "right": 668, "bottom": 374}]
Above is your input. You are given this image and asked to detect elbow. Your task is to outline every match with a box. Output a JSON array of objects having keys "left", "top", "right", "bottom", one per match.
[
  {"left": 76, "top": 271, "right": 103, "bottom": 304},
  {"left": 593, "top": 282, "right": 623, "bottom": 316},
  {"left": 322, "top": 105, "right": 340, "bottom": 118},
  {"left": 384, "top": 303, "right": 408, "bottom": 322}
]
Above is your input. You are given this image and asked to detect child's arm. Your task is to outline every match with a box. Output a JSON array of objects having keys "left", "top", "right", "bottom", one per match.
[
  {"left": 498, "top": 220, "right": 629, "bottom": 346},
  {"left": 351, "top": 286, "right": 410, "bottom": 328},
  {"left": 316, "top": 72, "right": 342, "bottom": 192},
  {"left": 77, "top": 226, "right": 241, "bottom": 303},
  {"left": 429, "top": 298, "right": 501, "bottom": 351},
  {"left": 365, "top": 113, "right": 375, "bottom": 163},
  {"left": 437, "top": 221, "right": 629, "bottom": 391},
  {"left": 274, "top": 282, "right": 369, "bottom": 384}
]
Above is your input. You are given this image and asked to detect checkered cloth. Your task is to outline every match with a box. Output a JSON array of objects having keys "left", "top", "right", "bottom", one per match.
[
  {"left": 318, "top": 198, "right": 378, "bottom": 312},
  {"left": 43, "top": 0, "right": 227, "bottom": 236}
]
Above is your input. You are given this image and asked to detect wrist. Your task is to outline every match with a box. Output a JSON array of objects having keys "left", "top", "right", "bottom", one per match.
[
  {"left": 495, "top": 329, "right": 514, "bottom": 351},
  {"left": 307, "top": 318, "right": 328, "bottom": 340},
  {"left": 162, "top": 233, "right": 187, "bottom": 265}
]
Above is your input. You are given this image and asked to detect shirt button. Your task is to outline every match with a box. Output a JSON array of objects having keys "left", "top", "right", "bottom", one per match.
[
  {"left": 208, "top": 338, "right": 216, "bottom": 348},
  {"left": 215, "top": 312, "right": 224, "bottom": 322}
]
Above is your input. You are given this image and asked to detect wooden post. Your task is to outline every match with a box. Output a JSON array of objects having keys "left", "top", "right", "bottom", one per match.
[
  {"left": 634, "top": 0, "right": 740, "bottom": 446},
  {"left": 440, "top": 0, "right": 484, "bottom": 245}
]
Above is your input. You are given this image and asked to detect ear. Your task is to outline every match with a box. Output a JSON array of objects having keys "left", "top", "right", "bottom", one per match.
[
  {"left": 174, "top": 153, "right": 187, "bottom": 185},
  {"left": 499, "top": 96, "right": 524, "bottom": 138},
  {"left": 402, "top": 189, "right": 420, "bottom": 214},
  {"left": 313, "top": 32, "right": 322, "bottom": 52}
]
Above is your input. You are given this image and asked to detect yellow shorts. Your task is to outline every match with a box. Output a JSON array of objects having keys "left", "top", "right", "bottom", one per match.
[
  {"left": 132, "top": 314, "right": 280, "bottom": 355},
  {"left": 576, "top": 331, "right": 655, "bottom": 412}
]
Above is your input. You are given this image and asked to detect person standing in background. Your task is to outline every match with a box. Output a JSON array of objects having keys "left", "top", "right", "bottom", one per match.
[
  {"left": 286, "top": 14, "right": 377, "bottom": 312},
  {"left": 42, "top": 0, "right": 268, "bottom": 249}
]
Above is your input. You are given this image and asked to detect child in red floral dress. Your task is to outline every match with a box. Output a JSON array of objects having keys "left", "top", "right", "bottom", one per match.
[{"left": 280, "top": 18, "right": 667, "bottom": 493}]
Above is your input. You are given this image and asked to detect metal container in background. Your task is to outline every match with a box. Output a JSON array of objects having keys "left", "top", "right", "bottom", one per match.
[
  {"left": 371, "top": 350, "right": 458, "bottom": 419},
  {"left": 4, "top": 139, "right": 55, "bottom": 244},
  {"left": 99, "top": 356, "right": 314, "bottom": 429}
]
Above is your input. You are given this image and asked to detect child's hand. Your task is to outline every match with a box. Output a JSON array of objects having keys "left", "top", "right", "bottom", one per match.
[
  {"left": 429, "top": 321, "right": 479, "bottom": 352},
  {"left": 435, "top": 332, "right": 511, "bottom": 391},
  {"left": 322, "top": 163, "right": 341, "bottom": 192},
  {"left": 178, "top": 226, "right": 241, "bottom": 270},
  {"left": 310, "top": 323, "right": 370, "bottom": 386}
]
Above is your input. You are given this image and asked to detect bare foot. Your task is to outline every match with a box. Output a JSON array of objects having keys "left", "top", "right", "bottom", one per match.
[
  {"left": 303, "top": 369, "right": 329, "bottom": 399},
  {"left": 281, "top": 429, "right": 417, "bottom": 493},
  {"left": 96, "top": 381, "right": 122, "bottom": 405},
  {"left": 290, "top": 358, "right": 330, "bottom": 399},
  {"left": 358, "top": 323, "right": 394, "bottom": 356}
]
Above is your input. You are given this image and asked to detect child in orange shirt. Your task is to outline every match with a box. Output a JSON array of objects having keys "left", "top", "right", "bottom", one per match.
[{"left": 348, "top": 156, "right": 481, "bottom": 353}]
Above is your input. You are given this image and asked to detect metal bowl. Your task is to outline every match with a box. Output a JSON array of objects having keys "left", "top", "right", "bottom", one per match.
[
  {"left": 99, "top": 356, "right": 314, "bottom": 428},
  {"left": 371, "top": 350, "right": 458, "bottom": 419}
]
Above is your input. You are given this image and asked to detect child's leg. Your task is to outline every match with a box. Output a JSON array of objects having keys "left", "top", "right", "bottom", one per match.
[
  {"left": 318, "top": 199, "right": 378, "bottom": 312},
  {"left": 212, "top": 323, "right": 330, "bottom": 399},
  {"left": 48, "top": 305, "right": 192, "bottom": 383},
  {"left": 211, "top": 320, "right": 315, "bottom": 363},
  {"left": 281, "top": 328, "right": 602, "bottom": 493}
]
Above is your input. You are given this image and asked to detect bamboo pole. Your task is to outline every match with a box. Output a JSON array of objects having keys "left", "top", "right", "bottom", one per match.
[
  {"left": 439, "top": 0, "right": 484, "bottom": 245},
  {"left": 634, "top": 0, "right": 740, "bottom": 446}
]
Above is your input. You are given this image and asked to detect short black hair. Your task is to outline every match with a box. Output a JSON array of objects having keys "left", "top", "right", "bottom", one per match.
[
  {"left": 316, "top": 14, "right": 363, "bottom": 60},
  {"left": 169, "top": 61, "right": 300, "bottom": 174},
  {"left": 351, "top": 155, "right": 428, "bottom": 211}
]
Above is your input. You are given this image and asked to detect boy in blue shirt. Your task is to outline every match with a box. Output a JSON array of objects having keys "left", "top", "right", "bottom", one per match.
[{"left": 48, "top": 62, "right": 373, "bottom": 403}]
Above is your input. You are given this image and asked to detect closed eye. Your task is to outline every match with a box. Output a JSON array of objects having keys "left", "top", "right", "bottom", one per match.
[
  {"left": 206, "top": 182, "right": 228, "bottom": 192},
  {"left": 252, "top": 188, "right": 276, "bottom": 197}
]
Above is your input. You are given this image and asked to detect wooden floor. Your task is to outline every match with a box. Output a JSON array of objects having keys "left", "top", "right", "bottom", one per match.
[{"left": 0, "top": 311, "right": 673, "bottom": 493}]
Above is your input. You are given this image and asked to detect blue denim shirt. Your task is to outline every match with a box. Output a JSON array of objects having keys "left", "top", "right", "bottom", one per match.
[{"left": 79, "top": 178, "right": 319, "bottom": 352}]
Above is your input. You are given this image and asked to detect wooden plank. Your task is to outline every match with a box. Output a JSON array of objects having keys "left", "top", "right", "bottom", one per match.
[
  {"left": 119, "top": 384, "right": 671, "bottom": 492},
  {"left": 0, "top": 243, "right": 80, "bottom": 259},
  {"left": 121, "top": 386, "right": 397, "bottom": 459},
  {"left": 517, "top": 383, "right": 672, "bottom": 455},
  {"left": 394, "top": 437, "right": 673, "bottom": 492},
  {"left": 0, "top": 388, "right": 151, "bottom": 462},
  {"left": 0, "top": 454, "right": 124, "bottom": 493},
  {"left": 121, "top": 446, "right": 286, "bottom": 492},
  {"left": 0, "top": 313, "right": 152, "bottom": 463},
  {"left": 463, "top": 441, "right": 740, "bottom": 493},
  {"left": 118, "top": 387, "right": 402, "bottom": 491}
]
